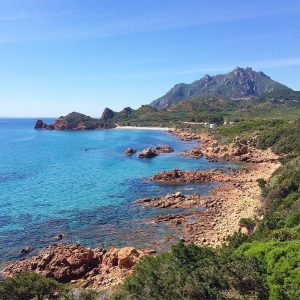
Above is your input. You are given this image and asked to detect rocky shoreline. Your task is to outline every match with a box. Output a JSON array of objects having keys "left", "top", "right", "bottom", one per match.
[
  {"left": 2, "top": 243, "right": 154, "bottom": 291},
  {"left": 1, "top": 127, "right": 281, "bottom": 290},
  {"left": 135, "top": 128, "right": 280, "bottom": 247}
]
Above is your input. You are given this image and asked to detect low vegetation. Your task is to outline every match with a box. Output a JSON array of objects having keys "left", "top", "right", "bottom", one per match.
[
  {"left": 112, "top": 242, "right": 268, "bottom": 300},
  {"left": 111, "top": 91, "right": 300, "bottom": 127},
  {"left": 0, "top": 272, "right": 99, "bottom": 300}
]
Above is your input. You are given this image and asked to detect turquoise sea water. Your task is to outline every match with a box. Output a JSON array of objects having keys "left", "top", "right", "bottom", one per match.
[{"left": 0, "top": 119, "right": 230, "bottom": 263}]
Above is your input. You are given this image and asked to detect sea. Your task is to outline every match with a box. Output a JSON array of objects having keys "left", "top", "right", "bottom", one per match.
[{"left": 0, "top": 118, "right": 231, "bottom": 264}]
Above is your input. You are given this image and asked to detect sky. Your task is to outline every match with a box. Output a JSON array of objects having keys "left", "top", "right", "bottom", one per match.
[{"left": 0, "top": 0, "right": 300, "bottom": 117}]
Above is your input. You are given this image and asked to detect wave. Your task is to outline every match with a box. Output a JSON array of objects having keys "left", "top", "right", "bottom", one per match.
[{"left": 11, "top": 136, "right": 36, "bottom": 142}]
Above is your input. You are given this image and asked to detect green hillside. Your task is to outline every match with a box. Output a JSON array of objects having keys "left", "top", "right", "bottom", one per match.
[{"left": 111, "top": 90, "right": 300, "bottom": 127}]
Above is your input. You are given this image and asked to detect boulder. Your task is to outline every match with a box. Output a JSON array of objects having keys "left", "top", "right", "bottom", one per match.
[
  {"left": 155, "top": 144, "right": 174, "bottom": 153},
  {"left": 116, "top": 247, "right": 141, "bottom": 269},
  {"left": 235, "top": 145, "right": 248, "bottom": 156},
  {"left": 55, "top": 234, "right": 64, "bottom": 241},
  {"left": 20, "top": 246, "right": 33, "bottom": 255},
  {"left": 174, "top": 192, "right": 184, "bottom": 198},
  {"left": 240, "top": 227, "right": 249, "bottom": 235},
  {"left": 123, "top": 148, "right": 136, "bottom": 155},
  {"left": 137, "top": 148, "right": 158, "bottom": 158}
]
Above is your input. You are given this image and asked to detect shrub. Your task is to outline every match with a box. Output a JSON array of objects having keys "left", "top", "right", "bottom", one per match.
[
  {"left": 0, "top": 272, "right": 64, "bottom": 300},
  {"left": 239, "top": 218, "right": 256, "bottom": 232},
  {"left": 112, "top": 242, "right": 267, "bottom": 300},
  {"left": 270, "top": 228, "right": 300, "bottom": 241},
  {"left": 286, "top": 211, "right": 300, "bottom": 228},
  {"left": 236, "top": 241, "right": 300, "bottom": 300}
]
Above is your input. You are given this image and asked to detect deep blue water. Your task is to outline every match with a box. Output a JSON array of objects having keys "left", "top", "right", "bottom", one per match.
[{"left": 0, "top": 118, "right": 231, "bottom": 263}]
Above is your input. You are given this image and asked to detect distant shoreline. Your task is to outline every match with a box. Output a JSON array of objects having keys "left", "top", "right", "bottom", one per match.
[{"left": 115, "top": 125, "right": 175, "bottom": 131}]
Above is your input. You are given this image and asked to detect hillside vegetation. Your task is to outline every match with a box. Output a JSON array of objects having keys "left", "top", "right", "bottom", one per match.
[{"left": 111, "top": 90, "right": 300, "bottom": 127}]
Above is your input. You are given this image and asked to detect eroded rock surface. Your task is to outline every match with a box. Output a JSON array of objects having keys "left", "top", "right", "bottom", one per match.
[
  {"left": 3, "top": 243, "right": 146, "bottom": 290},
  {"left": 155, "top": 144, "right": 174, "bottom": 153},
  {"left": 137, "top": 148, "right": 158, "bottom": 158},
  {"left": 137, "top": 193, "right": 207, "bottom": 208},
  {"left": 123, "top": 148, "right": 136, "bottom": 155},
  {"left": 149, "top": 169, "right": 231, "bottom": 183}
]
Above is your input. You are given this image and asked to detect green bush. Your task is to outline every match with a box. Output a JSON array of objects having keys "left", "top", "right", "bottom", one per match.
[
  {"left": 236, "top": 241, "right": 300, "bottom": 300},
  {"left": 270, "top": 228, "right": 300, "bottom": 241},
  {"left": 112, "top": 242, "right": 267, "bottom": 300},
  {"left": 286, "top": 211, "right": 300, "bottom": 228},
  {"left": 0, "top": 273, "right": 100, "bottom": 300},
  {"left": 0, "top": 272, "right": 64, "bottom": 300},
  {"left": 239, "top": 218, "right": 256, "bottom": 232}
]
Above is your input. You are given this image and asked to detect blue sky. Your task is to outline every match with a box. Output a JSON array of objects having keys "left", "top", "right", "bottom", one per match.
[{"left": 1, "top": 0, "right": 300, "bottom": 117}]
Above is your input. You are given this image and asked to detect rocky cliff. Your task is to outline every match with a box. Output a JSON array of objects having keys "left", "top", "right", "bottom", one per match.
[{"left": 34, "top": 112, "right": 115, "bottom": 130}]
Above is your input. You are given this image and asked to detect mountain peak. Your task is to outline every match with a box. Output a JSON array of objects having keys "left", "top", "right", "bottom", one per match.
[{"left": 150, "top": 68, "right": 291, "bottom": 108}]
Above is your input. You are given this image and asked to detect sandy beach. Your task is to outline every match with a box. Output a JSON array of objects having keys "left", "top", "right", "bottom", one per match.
[{"left": 115, "top": 125, "right": 175, "bottom": 131}]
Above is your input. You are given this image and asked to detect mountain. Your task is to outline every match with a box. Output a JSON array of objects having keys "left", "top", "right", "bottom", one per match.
[
  {"left": 150, "top": 67, "right": 292, "bottom": 109},
  {"left": 111, "top": 90, "right": 300, "bottom": 127}
]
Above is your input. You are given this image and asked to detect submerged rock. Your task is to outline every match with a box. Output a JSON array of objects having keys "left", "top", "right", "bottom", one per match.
[{"left": 55, "top": 234, "right": 64, "bottom": 241}]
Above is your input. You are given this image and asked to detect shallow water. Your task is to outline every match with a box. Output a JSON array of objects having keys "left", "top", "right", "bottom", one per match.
[{"left": 0, "top": 118, "right": 232, "bottom": 263}]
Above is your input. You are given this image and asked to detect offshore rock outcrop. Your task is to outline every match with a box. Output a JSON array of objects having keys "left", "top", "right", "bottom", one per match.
[
  {"left": 149, "top": 169, "right": 231, "bottom": 183},
  {"left": 123, "top": 147, "right": 136, "bottom": 155},
  {"left": 34, "top": 112, "right": 116, "bottom": 131},
  {"left": 137, "top": 148, "right": 158, "bottom": 158},
  {"left": 137, "top": 192, "right": 207, "bottom": 209},
  {"left": 3, "top": 243, "right": 147, "bottom": 290},
  {"left": 155, "top": 144, "right": 174, "bottom": 153},
  {"left": 34, "top": 120, "right": 54, "bottom": 130}
]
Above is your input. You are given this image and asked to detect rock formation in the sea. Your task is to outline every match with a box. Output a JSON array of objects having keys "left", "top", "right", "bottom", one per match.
[
  {"left": 101, "top": 107, "right": 115, "bottom": 121},
  {"left": 19, "top": 246, "right": 33, "bottom": 255},
  {"left": 3, "top": 243, "right": 147, "bottom": 290},
  {"left": 123, "top": 148, "right": 136, "bottom": 155},
  {"left": 155, "top": 144, "right": 174, "bottom": 153},
  {"left": 137, "top": 192, "right": 207, "bottom": 208},
  {"left": 149, "top": 169, "right": 231, "bottom": 183},
  {"left": 34, "top": 120, "right": 54, "bottom": 130},
  {"left": 34, "top": 112, "right": 116, "bottom": 131},
  {"left": 137, "top": 148, "right": 158, "bottom": 158}
]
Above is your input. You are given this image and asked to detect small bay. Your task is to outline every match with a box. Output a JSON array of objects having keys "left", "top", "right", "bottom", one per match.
[{"left": 0, "top": 118, "right": 231, "bottom": 263}]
